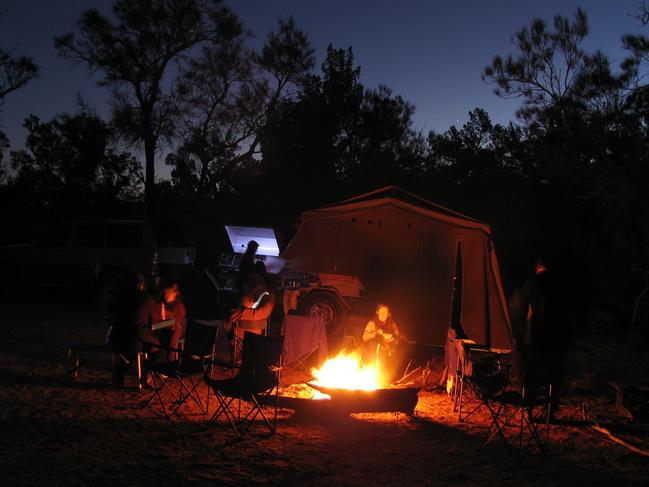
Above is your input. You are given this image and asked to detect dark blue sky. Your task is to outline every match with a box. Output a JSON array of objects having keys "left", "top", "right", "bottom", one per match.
[{"left": 1, "top": 0, "right": 646, "bottom": 177}]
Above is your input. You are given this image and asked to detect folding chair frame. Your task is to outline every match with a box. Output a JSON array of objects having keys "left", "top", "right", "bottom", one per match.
[
  {"left": 285, "top": 348, "right": 319, "bottom": 372},
  {"left": 479, "top": 384, "right": 553, "bottom": 460},
  {"left": 144, "top": 357, "right": 212, "bottom": 419},
  {"left": 230, "top": 320, "right": 269, "bottom": 367},
  {"left": 205, "top": 332, "right": 284, "bottom": 439},
  {"left": 452, "top": 344, "right": 509, "bottom": 423},
  {"left": 142, "top": 322, "right": 220, "bottom": 419},
  {"left": 207, "top": 368, "right": 282, "bottom": 438}
]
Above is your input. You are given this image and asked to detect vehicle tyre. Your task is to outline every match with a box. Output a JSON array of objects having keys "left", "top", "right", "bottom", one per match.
[{"left": 298, "top": 291, "right": 348, "bottom": 349}]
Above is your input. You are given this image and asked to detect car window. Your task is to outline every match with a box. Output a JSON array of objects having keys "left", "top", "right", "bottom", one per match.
[
  {"left": 106, "top": 223, "right": 143, "bottom": 248},
  {"left": 74, "top": 224, "right": 106, "bottom": 248}
]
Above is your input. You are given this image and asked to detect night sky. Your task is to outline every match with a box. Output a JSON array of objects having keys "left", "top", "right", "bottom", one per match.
[{"left": 1, "top": 0, "right": 645, "bottom": 177}]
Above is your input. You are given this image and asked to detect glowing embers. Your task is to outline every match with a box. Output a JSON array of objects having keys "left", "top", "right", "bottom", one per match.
[{"left": 310, "top": 350, "right": 383, "bottom": 392}]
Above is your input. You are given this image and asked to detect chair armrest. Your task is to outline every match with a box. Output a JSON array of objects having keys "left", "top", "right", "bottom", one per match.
[
  {"left": 152, "top": 319, "right": 175, "bottom": 331},
  {"left": 139, "top": 340, "right": 183, "bottom": 355},
  {"left": 209, "top": 358, "right": 241, "bottom": 369}
]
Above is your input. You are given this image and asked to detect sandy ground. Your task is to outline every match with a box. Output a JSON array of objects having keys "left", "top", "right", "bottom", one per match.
[{"left": 1, "top": 295, "right": 649, "bottom": 486}]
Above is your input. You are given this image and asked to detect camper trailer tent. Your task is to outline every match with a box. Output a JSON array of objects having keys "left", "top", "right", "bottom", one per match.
[{"left": 281, "top": 187, "right": 513, "bottom": 350}]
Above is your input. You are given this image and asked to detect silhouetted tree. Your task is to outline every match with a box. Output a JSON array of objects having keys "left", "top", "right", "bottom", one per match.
[
  {"left": 0, "top": 131, "right": 8, "bottom": 183},
  {"left": 0, "top": 9, "right": 39, "bottom": 167},
  {"left": 483, "top": 7, "right": 649, "bottom": 306},
  {"left": 342, "top": 85, "right": 426, "bottom": 186},
  {"left": 261, "top": 45, "right": 426, "bottom": 220},
  {"left": 427, "top": 108, "right": 505, "bottom": 180},
  {"left": 9, "top": 111, "right": 141, "bottom": 213},
  {"left": 55, "top": 0, "right": 235, "bottom": 217},
  {"left": 0, "top": 10, "right": 38, "bottom": 101},
  {"left": 482, "top": 8, "right": 594, "bottom": 124},
  {"left": 621, "top": 2, "right": 649, "bottom": 127},
  {"left": 260, "top": 45, "right": 363, "bottom": 218},
  {"left": 167, "top": 16, "right": 315, "bottom": 199}
]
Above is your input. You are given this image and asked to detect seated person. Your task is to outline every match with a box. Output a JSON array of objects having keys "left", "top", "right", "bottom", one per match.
[
  {"left": 160, "top": 283, "right": 187, "bottom": 361},
  {"left": 224, "top": 291, "right": 275, "bottom": 365},
  {"left": 362, "top": 303, "right": 403, "bottom": 382},
  {"left": 242, "top": 260, "right": 269, "bottom": 297},
  {"left": 108, "top": 272, "right": 161, "bottom": 386},
  {"left": 363, "top": 304, "right": 400, "bottom": 351},
  {"left": 238, "top": 240, "right": 259, "bottom": 293}
]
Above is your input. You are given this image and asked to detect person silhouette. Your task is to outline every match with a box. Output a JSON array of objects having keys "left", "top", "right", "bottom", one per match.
[{"left": 238, "top": 240, "right": 259, "bottom": 293}]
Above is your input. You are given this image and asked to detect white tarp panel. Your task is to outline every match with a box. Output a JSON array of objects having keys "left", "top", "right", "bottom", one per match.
[{"left": 225, "top": 226, "right": 280, "bottom": 256}]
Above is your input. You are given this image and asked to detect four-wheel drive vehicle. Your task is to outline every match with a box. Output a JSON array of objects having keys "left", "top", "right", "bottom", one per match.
[
  {"left": 1, "top": 219, "right": 196, "bottom": 302},
  {"left": 277, "top": 269, "right": 375, "bottom": 339},
  {"left": 221, "top": 225, "right": 376, "bottom": 338}
]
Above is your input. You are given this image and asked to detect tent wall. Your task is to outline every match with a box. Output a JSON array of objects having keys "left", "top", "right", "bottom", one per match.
[{"left": 282, "top": 199, "right": 513, "bottom": 349}]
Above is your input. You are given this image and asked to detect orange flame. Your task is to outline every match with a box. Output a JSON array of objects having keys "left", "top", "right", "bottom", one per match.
[{"left": 310, "top": 350, "right": 382, "bottom": 391}]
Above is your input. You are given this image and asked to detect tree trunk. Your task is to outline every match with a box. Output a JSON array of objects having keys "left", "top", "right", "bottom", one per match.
[{"left": 144, "top": 132, "right": 156, "bottom": 221}]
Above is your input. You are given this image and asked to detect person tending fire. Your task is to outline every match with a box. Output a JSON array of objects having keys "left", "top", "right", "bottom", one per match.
[{"left": 362, "top": 304, "right": 403, "bottom": 379}]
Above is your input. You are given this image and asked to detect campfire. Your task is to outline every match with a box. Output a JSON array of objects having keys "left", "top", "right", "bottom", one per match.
[
  {"left": 269, "top": 348, "right": 420, "bottom": 415},
  {"left": 295, "top": 350, "right": 420, "bottom": 415},
  {"left": 310, "top": 350, "right": 383, "bottom": 392}
]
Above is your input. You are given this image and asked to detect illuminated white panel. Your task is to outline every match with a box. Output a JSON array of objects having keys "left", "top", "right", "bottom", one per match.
[{"left": 225, "top": 225, "right": 280, "bottom": 256}]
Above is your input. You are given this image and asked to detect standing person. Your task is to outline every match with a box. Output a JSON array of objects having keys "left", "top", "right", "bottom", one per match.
[
  {"left": 108, "top": 272, "right": 161, "bottom": 386},
  {"left": 160, "top": 282, "right": 187, "bottom": 361},
  {"left": 511, "top": 259, "right": 567, "bottom": 416},
  {"left": 508, "top": 260, "right": 545, "bottom": 387},
  {"left": 238, "top": 240, "right": 259, "bottom": 293}
]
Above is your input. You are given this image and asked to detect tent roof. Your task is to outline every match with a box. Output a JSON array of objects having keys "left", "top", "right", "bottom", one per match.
[{"left": 303, "top": 186, "right": 492, "bottom": 233}]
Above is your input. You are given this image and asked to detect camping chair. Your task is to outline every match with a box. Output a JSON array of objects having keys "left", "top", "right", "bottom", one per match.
[
  {"left": 66, "top": 317, "right": 163, "bottom": 389},
  {"left": 228, "top": 292, "right": 274, "bottom": 366},
  {"left": 453, "top": 343, "right": 509, "bottom": 423},
  {"left": 230, "top": 318, "right": 269, "bottom": 367},
  {"left": 205, "top": 331, "right": 284, "bottom": 438},
  {"left": 479, "top": 381, "right": 553, "bottom": 460},
  {"left": 142, "top": 319, "right": 221, "bottom": 419}
]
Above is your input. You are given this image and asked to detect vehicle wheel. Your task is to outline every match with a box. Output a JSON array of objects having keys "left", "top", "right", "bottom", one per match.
[{"left": 298, "top": 292, "right": 348, "bottom": 349}]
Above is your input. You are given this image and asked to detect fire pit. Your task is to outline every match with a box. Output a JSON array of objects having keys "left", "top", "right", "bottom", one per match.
[
  {"left": 265, "top": 350, "right": 420, "bottom": 415},
  {"left": 306, "top": 382, "right": 420, "bottom": 415}
]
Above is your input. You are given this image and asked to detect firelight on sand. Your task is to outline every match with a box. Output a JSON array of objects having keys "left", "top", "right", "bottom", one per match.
[{"left": 310, "top": 350, "right": 383, "bottom": 391}]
